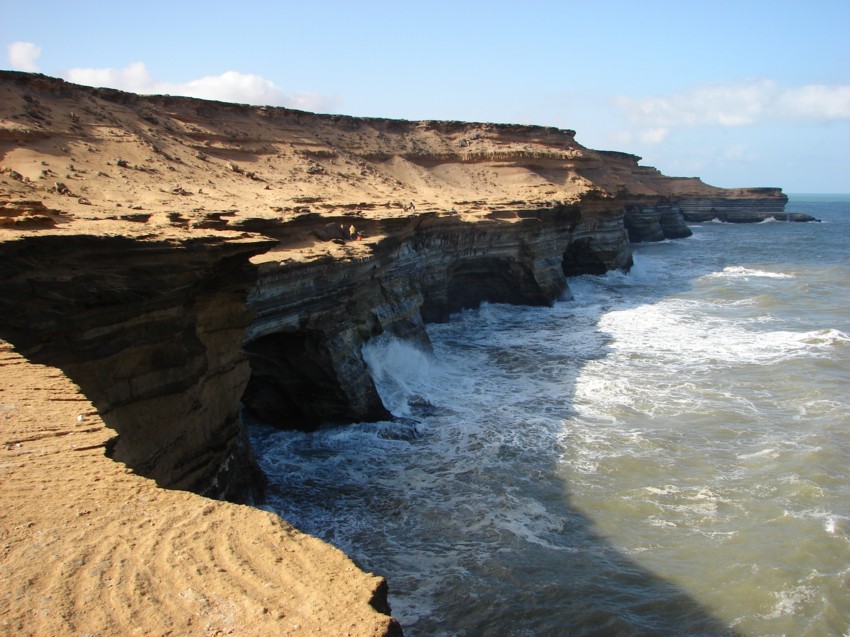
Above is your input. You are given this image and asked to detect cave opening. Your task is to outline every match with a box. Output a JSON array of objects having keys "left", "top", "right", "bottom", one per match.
[
  {"left": 446, "top": 258, "right": 540, "bottom": 314},
  {"left": 242, "top": 330, "right": 354, "bottom": 431},
  {"left": 241, "top": 328, "right": 392, "bottom": 432},
  {"left": 561, "top": 238, "right": 609, "bottom": 277}
]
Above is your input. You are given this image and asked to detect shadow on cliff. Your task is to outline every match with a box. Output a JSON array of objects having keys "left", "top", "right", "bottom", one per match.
[
  {"left": 250, "top": 236, "right": 742, "bottom": 637},
  {"left": 0, "top": 234, "right": 270, "bottom": 502}
]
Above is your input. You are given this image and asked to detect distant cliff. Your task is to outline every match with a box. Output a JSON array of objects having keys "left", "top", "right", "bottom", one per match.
[{"left": 0, "top": 70, "right": 810, "bottom": 635}]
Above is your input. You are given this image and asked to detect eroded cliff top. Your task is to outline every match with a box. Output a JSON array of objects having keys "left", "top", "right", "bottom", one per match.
[{"left": 1, "top": 70, "right": 784, "bottom": 261}]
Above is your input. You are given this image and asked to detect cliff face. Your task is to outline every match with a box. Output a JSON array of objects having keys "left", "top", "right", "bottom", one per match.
[
  {"left": 243, "top": 200, "right": 632, "bottom": 429},
  {"left": 0, "top": 71, "right": 803, "bottom": 635},
  {"left": 1, "top": 70, "right": 795, "bottom": 237},
  {"left": 0, "top": 232, "right": 274, "bottom": 501},
  {"left": 674, "top": 187, "right": 815, "bottom": 222}
]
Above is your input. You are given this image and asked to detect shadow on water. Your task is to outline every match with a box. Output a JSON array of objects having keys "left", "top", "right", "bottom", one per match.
[{"left": 252, "top": 232, "right": 747, "bottom": 636}]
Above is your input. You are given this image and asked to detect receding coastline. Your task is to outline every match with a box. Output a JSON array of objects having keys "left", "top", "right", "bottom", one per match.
[{"left": 0, "top": 71, "right": 812, "bottom": 635}]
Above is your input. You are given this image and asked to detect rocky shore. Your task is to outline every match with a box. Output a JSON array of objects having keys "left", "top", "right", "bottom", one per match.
[{"left": 0, "top": 70, "right": 809, "bottom": 635}]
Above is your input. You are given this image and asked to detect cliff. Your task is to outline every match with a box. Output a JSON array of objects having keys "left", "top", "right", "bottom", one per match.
[{"left": 0, "top": 70, "right": 803, "bottom": 634}]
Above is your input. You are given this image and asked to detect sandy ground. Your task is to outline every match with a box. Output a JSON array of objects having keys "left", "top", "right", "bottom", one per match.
[{"left": 0, "top": 340, "right": 397, "bottom": 636}]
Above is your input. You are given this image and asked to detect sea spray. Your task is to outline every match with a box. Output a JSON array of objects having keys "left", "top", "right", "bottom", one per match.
[{"left": 362, "top": 335, "right": 433, "bottom": 417}]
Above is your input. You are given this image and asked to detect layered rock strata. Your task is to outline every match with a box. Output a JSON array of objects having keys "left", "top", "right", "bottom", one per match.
[
  {"left": 675, "top": 187, "right": 817, "bottom": 222},
  {"left": 243, "top": 199, "right": 631, "bottom": 429},
  {"left": 0, "top": 71, "right": 806, "bottom": 635},
  {"left": 0, "top": 232, "right": 275, "bottom": 501}
]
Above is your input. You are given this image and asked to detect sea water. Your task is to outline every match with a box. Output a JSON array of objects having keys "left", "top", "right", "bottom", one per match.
[{"left": 251, "top": 194, "right": 850, "bottom": 636}]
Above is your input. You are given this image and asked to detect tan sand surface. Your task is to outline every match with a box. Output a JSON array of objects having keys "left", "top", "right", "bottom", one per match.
[{"left": 0, "top": 340, "right": 397, "bottom": 636}]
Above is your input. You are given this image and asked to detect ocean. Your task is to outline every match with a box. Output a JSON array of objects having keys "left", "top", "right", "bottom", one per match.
[{"left": 251, "top": 194, "right": 850, "bottom": 636}]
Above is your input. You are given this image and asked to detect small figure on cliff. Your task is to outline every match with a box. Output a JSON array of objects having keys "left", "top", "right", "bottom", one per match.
[{"left": 408, "top": 201, "right": 416, "bottom": 212}]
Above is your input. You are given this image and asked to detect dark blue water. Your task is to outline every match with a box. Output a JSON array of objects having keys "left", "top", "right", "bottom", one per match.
[{"left": 252, "top": 194, "right": 850, "bottom": 636}]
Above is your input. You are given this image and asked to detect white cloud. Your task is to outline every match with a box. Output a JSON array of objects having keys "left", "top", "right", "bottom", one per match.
[
  {"left": 616, "top": 79, "right": 850, "bottom": 130},
  {"left": 63, "top": 61, "right": 339, "bottom": 112},
  {"left": 775, "top": 84, "right": 850, "bottom": 120},
  {"left": 65, "top": 61, "right": 155, "bottom": 93},
  {"left": 179, "top": 70, "right": 290, "bottom": 105},
  {"left": 8, "top": 42, "right": 41, "bottom": 72},
  {"left": 639, "top": 127, "right": 670, "bottom": 144}
]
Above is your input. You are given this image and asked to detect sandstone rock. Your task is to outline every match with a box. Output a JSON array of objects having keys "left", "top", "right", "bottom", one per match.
[
  {"left": 624, "top": 201, "right": 692, "bottom": 242},
  {"left": 242, "top": 203, "right": 628, "bottom": 429}
]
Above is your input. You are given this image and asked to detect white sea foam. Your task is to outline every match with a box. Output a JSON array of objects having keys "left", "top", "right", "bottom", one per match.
[
  {"left": 362, "top": 335, "right": 433, "bottom": 416},
  {"left": 802, "top": 328, "right": 850, "bottom": 346},
  {"left": 737, "top": 448, "right": 779, "bottom": 460},
  {"left": 707, "top": 265, "right": 794, "bottom": 279},
  {"left": 645, "top": 485, "right": 680, "bottom": 496},
  {"left": 825, "top": 515, "right": 850, "bottom": 538},
  {"left": 589, "top": 300, "right": 842, "bottom": 376},
  {"left": 762, "top": 583, "right": 817, "bottom": 619}
]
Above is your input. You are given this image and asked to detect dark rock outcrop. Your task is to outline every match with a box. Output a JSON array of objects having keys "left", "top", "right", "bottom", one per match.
[
  {"left": 624, "top": 199, "right": 693, "bottom": 243},
  {"left": 0, "top": 233, "right": 274, "bottom": 503},
  {"left": 677, "top": 187, "right": 816, "bottom": 222}
]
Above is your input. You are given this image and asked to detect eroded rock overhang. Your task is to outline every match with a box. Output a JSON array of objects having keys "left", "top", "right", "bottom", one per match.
[{"left": 241, "top": 198, "right": 641, "bottom": 431}]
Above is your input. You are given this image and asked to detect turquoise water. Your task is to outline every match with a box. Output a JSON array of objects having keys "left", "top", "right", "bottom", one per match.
[{"left": 253, "top": 195, "right": 850, "bottom": 636}]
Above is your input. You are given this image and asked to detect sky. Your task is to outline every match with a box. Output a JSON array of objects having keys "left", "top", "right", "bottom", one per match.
[{"left": 2, "top": 0, "right": 849, "bottom": 192}]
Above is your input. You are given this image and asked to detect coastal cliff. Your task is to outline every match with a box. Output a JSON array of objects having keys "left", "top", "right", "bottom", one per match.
[
  {"left": 0, "top": 70, "right": 804, "bottom": 634},
  {"left": 243, "top": 198, "right": 632, "bottom": 429},
  {"left": 0, "top": 232, "right": 273, "bottom": 501}
]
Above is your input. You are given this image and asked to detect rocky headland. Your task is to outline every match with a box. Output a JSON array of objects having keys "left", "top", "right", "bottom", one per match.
[{"left": 0, "top": 70, "right": 813, "bottom": 635}]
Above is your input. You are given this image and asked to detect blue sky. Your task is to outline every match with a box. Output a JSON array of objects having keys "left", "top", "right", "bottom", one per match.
[{"left": 3, "top": 0, "right": 849, "bottom": 192}]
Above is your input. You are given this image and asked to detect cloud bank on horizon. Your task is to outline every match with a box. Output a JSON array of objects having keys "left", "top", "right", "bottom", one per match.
[
  {"left": 11, "top": 41, "right": 848, "bottom": 128},
  {"left": 614, "top": 80, "right": 850, "bottom": 142}
]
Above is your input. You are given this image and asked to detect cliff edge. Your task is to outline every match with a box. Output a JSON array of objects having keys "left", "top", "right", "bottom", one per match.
[{"left": 0, "top": 71, "right": 802, "bottom": 635}]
